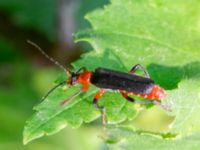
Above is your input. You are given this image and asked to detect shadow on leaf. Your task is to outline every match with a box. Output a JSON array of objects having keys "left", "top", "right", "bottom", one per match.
[{"left": 148, "top": 61, "right": 200, "bottom": 90}]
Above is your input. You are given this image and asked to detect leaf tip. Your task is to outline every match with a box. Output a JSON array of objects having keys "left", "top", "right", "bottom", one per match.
[
  {"left": 23, "top": 131, "right": 31, "bottom": 145},
  {"left": 23, "top": 126, "right": 44, "bottom": 145},
  {"left": 23, "top": 136, "right": 29, "bottom": 145}
]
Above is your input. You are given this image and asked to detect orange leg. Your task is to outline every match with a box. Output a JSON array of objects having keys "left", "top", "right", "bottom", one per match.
[
  {"left": 81, "top": 83, "right": 90, "bottom": 92},
  {"left": 60, "top": 90, "right": 82, "bottom": 106},
  {"left": 93, "top": 89, "right": 106, "bottom": 125},
  {"left": 93, "top": 89, "right": 105, "bottom": 108},
  {"left": 61, "top": 85, "right": 90, "bottom": 106}
]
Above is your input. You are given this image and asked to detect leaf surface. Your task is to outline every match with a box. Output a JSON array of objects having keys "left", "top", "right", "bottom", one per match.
[
  {"left": 104, "top": 127, "right": 200, "bottom": 150},
  {"left": 75, "top": 0, "right": 200, "bottom": 136},
  {"left": 24, "top": 0, "right": 200, "bottom": 144}
]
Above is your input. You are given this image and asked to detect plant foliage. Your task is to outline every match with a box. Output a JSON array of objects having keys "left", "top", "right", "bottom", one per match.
[{"left": 24, "top": 0, "right": 200, "bottom": 145}]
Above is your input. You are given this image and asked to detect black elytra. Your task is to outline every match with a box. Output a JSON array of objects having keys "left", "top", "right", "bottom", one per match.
[{"left": 90, "top": 67, "right": 154, "bottom": 94}]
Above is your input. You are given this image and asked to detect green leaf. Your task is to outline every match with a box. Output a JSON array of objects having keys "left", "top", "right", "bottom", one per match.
[
  {"left": 165, "top": 79, "right": 200, "bottom": 136},
  {"left": 23, "top": 60, "right": 138, "bottom": 144},
  {"left": 104, "top": 127, "right": 200, "bottom": 150},
  {"left": 23, "top": 84, "right": 98, "bottom": 144},
  {"left": 24, "top": 0, "right": 200, "bottom": 144},
  {"left": 75, "top": 0, "right": 200, "bottom": 136}
]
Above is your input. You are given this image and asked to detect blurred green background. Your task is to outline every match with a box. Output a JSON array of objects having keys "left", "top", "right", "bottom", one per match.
[
  {"left": 0, "top": 0, "right": 173, "bottom": 150},
  {"left": 0, "top": 0, "right": 109, "bottom": 150}
]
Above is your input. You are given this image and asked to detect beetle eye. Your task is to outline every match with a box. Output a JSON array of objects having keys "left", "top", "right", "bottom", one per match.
[{"left": 71, "top": 76, "right": 77, "bottom": 85}]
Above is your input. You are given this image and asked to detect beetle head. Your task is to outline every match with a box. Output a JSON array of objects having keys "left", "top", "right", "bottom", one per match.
[{"left": 70, "top": 72, "right": 79, "bottom": 85}]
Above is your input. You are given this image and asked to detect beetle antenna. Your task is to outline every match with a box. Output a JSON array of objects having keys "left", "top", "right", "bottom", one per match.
[
  {"left": 27, "top": 40, "right": 71, "bottom": 77},
  {"left": 41, "top": 81, "right": 66, "bottom": 101}
]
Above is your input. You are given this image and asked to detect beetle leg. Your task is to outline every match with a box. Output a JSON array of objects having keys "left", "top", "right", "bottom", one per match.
[
  {"left": 121, "top": 92, "right": 154, "bottom": 105},
  {"left": 153, "top": 100, "right": 172, "bottom": 111},
  {"left": 121, "top": 92, "right": 135, "bottom": 102},
  {"left": 82, "top": 83, "right": 90, "bottom": 92},
  {"left": 130, "top": 64, "right": 150, "bottom": 78},
  {"left": 93, "top": 89, "right": 105, "bottom": 107},
  {"left": 61, "top": 85, "right": 90, "bottom": 106},
  {"left": 93, "top": 89, "right": 106, "bottom": 125},
  {"left": 61, "top": 90, "right": 83, "bottom": 106},
  {"left": 76, "top": 67, "right": 88, "bottom": 74}
]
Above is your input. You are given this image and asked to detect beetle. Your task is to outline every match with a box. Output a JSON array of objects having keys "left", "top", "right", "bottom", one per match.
[
  {"left": 61, "top": 65, "right": 166, "bottom": 105},
  {"left": 61, "top": 65, "right": 167, "bottom": 124},
  {"left": 28, "top": 40, "right": 167, "bottom": 125}
]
